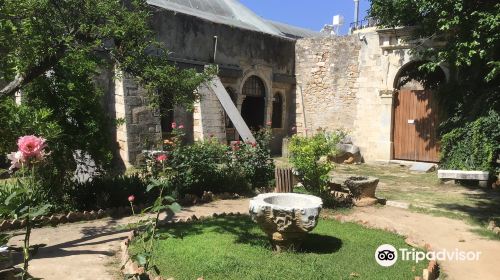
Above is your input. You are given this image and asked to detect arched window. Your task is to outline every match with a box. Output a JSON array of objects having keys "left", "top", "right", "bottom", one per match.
[
  {"left": 242, "top": 76, "right": 266, "bottom": 97},
  {"left": 241, "top": 76, "right": 266, "bottom": 129},
  {"left": 271, "top": 92, "right": 283, "bottom": 128}
]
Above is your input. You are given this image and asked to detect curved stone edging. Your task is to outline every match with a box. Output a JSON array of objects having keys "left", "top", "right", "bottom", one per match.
[{"left": 0, "top": 205, "right": 147, "bottom": 232}]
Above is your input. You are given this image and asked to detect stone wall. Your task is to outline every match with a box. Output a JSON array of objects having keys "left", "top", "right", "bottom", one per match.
[
  {"left": 114, "top": 74, "right": 162, "bottom": 167},
  {"left": 295, "top": 36, "right": 362, "bottom": 135},
  {"left": 193, "top": 83, "right": 227, "bottom": 142},
  {"left": 295, "top": 29, "right": 423, "bottom": 162}
]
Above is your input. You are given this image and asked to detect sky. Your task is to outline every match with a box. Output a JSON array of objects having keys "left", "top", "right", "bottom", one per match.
[{"left": 238, "top": 0, "right": 371, "bottom": 35}]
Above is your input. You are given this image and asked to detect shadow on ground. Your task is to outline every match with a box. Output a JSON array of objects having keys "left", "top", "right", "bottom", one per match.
[
  {"left": 9, "top": 219, "right": 130, "bottom": 266},
  {"left": 160, "top": 216, "right": 343, "bottom": 254}
]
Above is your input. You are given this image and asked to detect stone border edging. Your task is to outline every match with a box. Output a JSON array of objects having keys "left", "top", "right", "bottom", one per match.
[{"left": 0, "top": 204, "right": 148, "bottom": 232}]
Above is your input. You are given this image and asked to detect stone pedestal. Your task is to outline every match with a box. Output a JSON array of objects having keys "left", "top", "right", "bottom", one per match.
[{"left": 249, "top": 193, "right": 323, "bottom": 251}]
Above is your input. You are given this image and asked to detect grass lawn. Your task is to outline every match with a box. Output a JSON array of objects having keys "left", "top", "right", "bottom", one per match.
[
  {"left": 131, "top": 216, "right": 428, "bottom": 280},
  {"left": 332, "top": 164, "right": 500, "bottom": 228}
]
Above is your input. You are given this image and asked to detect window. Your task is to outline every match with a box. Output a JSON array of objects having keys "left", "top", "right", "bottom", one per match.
[
  {"left": 242, "top": 76, "right": 265, "bottom": 97},
  {"left": 272, "top": 92, "right": 283, "bottom": 128}
]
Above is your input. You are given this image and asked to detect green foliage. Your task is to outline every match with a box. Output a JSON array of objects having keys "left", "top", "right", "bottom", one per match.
[
  {"left": 288, "top": 130, "right": 346, "bottom": 204},
  {"left": 139, "top": 128, "right": 275, "bottom": 198},
  {"left": 370, "top": 0, "right": 499, "bottom": 82},
  {"left": 65, "top": 174, "right": 150, "bottom": 211},
  {"left": 441, "top": 111, "right": 500, "bottom": 172},
  {"left": 126, "top": 167, "right": 181, "bottom": 279},
  {"left": 0, "top": 0, "right": 214, "bottom": 189},
  {"left": 170, "top": 139, "right": 235, "bottom": 197},
  {"left": 2, "top": 164, "right": 51, "bottom": 279}
]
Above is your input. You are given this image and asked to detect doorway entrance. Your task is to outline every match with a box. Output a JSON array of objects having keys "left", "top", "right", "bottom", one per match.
[
  {"left": 392, "top": 61, "right": 445, "bottom": 162},
  {"left": 241, "top": 76, "right": 266, "bottom": 130}
]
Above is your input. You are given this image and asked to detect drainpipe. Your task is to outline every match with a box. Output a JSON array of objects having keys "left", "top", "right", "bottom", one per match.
[
  {"left": 354, "top": 0, "right": 360, "bottom": 28},
  {"left": 212, "top": 36, "right": 218, "bottom": 64}
]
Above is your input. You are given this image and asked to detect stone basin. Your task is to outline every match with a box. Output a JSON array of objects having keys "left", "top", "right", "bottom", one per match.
[{"left": 249, "top": 193, "right": 323, "bottom": 251}]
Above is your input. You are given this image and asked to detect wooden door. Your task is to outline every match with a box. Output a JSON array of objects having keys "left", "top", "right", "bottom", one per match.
[{"left": 393, "top": 89, "right": 440, "bottom": 162}]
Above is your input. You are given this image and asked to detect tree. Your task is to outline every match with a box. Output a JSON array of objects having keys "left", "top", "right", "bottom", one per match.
[
  {"left": 370, "top": 0, "right": 499, "bottom": 171},
  {"left": 0, "top": 0, "right": 214, "bottom": 182}
]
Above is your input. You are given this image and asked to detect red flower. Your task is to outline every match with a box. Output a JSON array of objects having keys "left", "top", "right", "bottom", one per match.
[
  {"left": 171, "top": 122, "right": 177, "bottom": 129},
  {"left": 251, "top": 142, "right": 257, "bottom": 148},
  {"left": 156, "top": 154, "right": 168, "bottom": 162},
  {"left": 128, "top": 195, "right": 135, "bottom": 202}
]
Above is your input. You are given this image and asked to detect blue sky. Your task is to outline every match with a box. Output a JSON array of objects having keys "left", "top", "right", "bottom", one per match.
[{"left": 239, "top": 0, "right": 371, "bottom": 35}]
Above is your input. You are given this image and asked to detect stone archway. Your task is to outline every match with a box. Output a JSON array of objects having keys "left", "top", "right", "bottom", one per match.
[
  {"left": 392, "top": 61, "right": 446, "bottom": 162},
  {"left": 241, "top": 75, "right": 266, "bottom": 130}
]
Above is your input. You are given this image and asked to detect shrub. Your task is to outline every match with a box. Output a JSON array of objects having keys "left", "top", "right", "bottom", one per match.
[
  {"left": 150, "top": 127, "right": 275, "bottom": 198},
  {"left": 65, "top": 174, "right": 150, "bottom": 211},
  {"left": 288, "top": 130, "right": 346, "bottom": 206},
  {"left": 440, "top": 111, "right": 500, "bottom": 173}
]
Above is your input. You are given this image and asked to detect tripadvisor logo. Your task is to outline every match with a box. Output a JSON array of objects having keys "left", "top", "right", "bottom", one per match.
[
  {"left": 375, "top": 244, "right": 398, "bottom": 267},
  {"left": 375, "top": 244, "right": 482, "bottom": 267}
]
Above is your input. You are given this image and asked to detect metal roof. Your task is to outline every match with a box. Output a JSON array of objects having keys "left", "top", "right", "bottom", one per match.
[
  {"left": 265, "top": 20, "right": 321, "bottom": 39},
  {"left": 147, "top": 0, "right": 318, "bottom": 39}
]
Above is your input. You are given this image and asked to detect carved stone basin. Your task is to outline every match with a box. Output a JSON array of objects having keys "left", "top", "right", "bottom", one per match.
[
  {"left": 249, "top": 193, "right": 323, "bottom": 251},
  {"left": 344, "top": 176, "right": 379, "bottom": 207}
]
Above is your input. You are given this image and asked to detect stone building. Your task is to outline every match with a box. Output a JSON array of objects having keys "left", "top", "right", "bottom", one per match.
[
  {"left": 111, "top": 0, "right": 445, "bottom": 167},
  {"left": 112, "top": 0, "right": 319, "bottom": 167},
  {"left": 295, "top": 26, "right": 447, "bottom": 163}
]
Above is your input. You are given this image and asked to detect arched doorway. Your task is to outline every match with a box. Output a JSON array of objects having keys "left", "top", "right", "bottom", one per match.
[
  {"left": 241, "top": 76, "right": 266, "bottom": 130},
  {"left": 392, "top": 61, "right": 445, "bottom": 162}
]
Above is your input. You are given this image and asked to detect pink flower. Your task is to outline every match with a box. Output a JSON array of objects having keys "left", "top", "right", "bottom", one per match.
[
  {"left": 7, "top": 151, "right": 24, "bottom": 170},
  {"left": 178, "top": 124, "right": 184, "bottom": 129},
  {"left": 291, "top": 126, "right": 297, "bottom": 131},
  {"left": 171, "top": 122, "right": 177, "bottom": 129},
  {"left": 17, "top": 135, "right": 47, "bottom": 159},
  {"left": 266, "top": 121, "right": 272, "bottom": 126},
  {"left": 128, "top": 195, "right": 135, "bottom": 202},
  {"left": 156, "top": 154, "right": 168, "bottom": 162}
]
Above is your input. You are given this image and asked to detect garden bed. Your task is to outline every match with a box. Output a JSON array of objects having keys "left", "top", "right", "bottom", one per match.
[{"left": 127, "top": 215, "right": 429, "bottom": 280}]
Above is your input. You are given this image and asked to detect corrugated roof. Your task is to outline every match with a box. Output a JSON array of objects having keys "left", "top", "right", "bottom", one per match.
[
  {"left": 266, "top": 20, "right": 321, "bottom": 39},
  {"left": 147, "top": 0, "right": 318, "bottom": 39}
]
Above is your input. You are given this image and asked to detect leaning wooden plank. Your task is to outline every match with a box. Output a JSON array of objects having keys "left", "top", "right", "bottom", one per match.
[{"left": 209, "top": 77, "right": 256, "bottom": 143}]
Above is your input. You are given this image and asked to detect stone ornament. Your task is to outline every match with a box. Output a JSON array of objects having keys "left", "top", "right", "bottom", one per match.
[{"left": 249, "top": 193, "right": 323, "bottom": 251}]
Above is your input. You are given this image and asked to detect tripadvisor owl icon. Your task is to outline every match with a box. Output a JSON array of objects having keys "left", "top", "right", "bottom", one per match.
[{"left": 375, "top": 244, "right": 398, "bottom": 267}]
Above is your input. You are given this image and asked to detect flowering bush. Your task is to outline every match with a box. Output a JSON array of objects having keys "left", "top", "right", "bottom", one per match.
[
  {"left": 3, "top": 135, "right": 51, "bottom": 279},
  {"left": 141, "top": 124, "right": 275, "bottom": 198}
]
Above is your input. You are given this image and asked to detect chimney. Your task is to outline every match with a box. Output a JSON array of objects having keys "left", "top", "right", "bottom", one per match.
[{"left": 354, "top": 0, "right": 360, "bottom": 28}]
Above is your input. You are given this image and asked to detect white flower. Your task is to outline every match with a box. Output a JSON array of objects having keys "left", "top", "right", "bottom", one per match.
[{"left": 6, "top": 151, "right": 24, "bottom": 170}]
